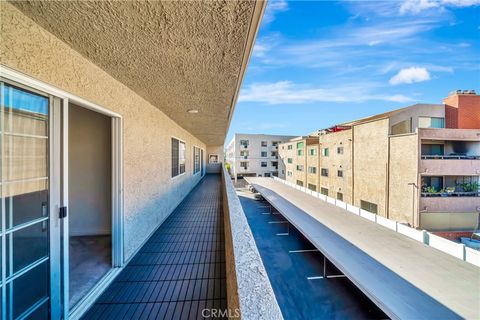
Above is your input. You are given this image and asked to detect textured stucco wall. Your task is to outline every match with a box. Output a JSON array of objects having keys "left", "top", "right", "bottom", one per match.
[
  {"left": 0, "top": 3, "right": 206, "bottom": 260},
  {"left": 388, "top": 134, "right": 419, "bottom": 226},
  {"left": 353, "top": 119, "right": 389, "bottom": 216},
  {"left": 319, "top": 129, "right": 353, "bottom": 202}
]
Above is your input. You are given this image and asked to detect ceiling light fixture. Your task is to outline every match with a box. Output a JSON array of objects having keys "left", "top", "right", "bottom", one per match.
[{"left": 187, "top": 109, "right": 199, "bottom": 114}]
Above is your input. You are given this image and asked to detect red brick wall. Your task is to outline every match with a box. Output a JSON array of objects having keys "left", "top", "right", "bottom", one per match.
[
  {"left": 443, "top": 94, "right": 480, "bottom": 129},
  {"left": 458, "top": 95, "right": 480, "bottom": 129}
]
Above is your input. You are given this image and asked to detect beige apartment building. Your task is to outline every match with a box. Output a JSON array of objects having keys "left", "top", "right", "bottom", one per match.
[
  {"left": 279, "top": 91, "right": 480, "bottom": 232},
  {"left": 279, "top": 136, "right": 318, "bottom": 189}
]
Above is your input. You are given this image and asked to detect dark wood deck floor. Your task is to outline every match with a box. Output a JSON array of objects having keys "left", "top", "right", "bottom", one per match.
[{"left": 83, "top": 175, "right": 227, "bottom": 320}]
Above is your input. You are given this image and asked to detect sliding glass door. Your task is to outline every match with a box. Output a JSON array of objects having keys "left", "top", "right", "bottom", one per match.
[{"left": 0, "top": 82, "right": 61, "bottom": 320}]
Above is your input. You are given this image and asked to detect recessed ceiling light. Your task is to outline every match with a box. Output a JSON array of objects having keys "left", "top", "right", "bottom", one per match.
[{"left": 187, "top": 109, "right": 199, "bottom": 114}]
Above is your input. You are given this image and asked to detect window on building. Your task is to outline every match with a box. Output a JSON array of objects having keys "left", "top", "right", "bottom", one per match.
[
  {"left": 240, "top": 161, "right": 248, "bottom": 169},
  {"left": 337, "top": 147, "right": 344, "bottom": 154},
  {"left": 287, "top": 144, "right": 293, "bottom": 150},
  {"left": 308, "top": 184, "right": 317, "bottom": 191},
  {"left": 240, "top": 150, "right": 249, "bottom": 157},
  {"left": 308, "top": 166, "right": 317, "bottom": 174},
  {"left": 240, "top": 139, "right": 249, "bottom": 146},
  {"left": 296, "top": 141, "right": 304, "bottom": 149},
  {"left": 296, "top": 165, "right": 304, "bottom": 171},
  {"left": 272, "top": 141, "right": 278, "bottom": 146},
  {"left": 421, "top": 144, "right": 444, "bottom": 156},
  {"left": 264, "top": 173, "right": 271, "bottom": 177},
  {"left": 261, "top": 141, "right": 268, "bottom": 147},
  {"left": 261, "top": 151, "right": 267, "bottom": 157},
  {"left": 297, "top": 149, "right": 304, "bottom": 156},
  {"left": 261, "top": 162, "right": 267, "bottom": 167},
  {"left": 287, "top": 171, "right": 293, "bottom": 177},
  {"left": 296, "top": 180, "right": 304, "bottom": 187},
  {"left": 309, "top": 148, "right": 317, "bottom": 156},
  {"left": 322, "top": 148, "right": 329, "bottom": 156},
  {"left": 193, "top": 146, "right": 200, "bottom": 174},
  {"left": 337, "top": 170, "right": 343, "bottom": 177},
  {"left": 361, "top": 200, "right": 378, "bottom": 214},
  {"left": 337, "top": 192, "right": 343, "bottom": 201},
  {"left": 287, "top": 158, "right": 293, "bottom": 164},
  {"left": 271, "top": 161, "right": 278, "bottom": 168},
  {"left": 321, "top": 168, "right": 328, "bottom": 177},
  {"left": 271, "top": 151, "right": 277, "bottom": 157},
  {"left": 171, "top": 138, "right": 186, "bottom": 177},
  {"left": 419, "top": 117, "right": 445, "bottom": 129},
  {"left": 321, "top": 187, "right": 329, "bottom": 196},
  {"left": 391, "top": 119, "right": 412, "bottom": 135}
]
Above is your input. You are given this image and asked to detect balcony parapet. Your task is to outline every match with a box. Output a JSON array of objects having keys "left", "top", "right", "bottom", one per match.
[{"left": 221, "top": 165, "right": 283, "bottom": 319}]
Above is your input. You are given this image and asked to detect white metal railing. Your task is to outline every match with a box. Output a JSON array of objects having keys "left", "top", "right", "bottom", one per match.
[
  {"left": 421, "top": 155, "right": 480, "bottom": 160},
  {"left": 270, "top": 176, "right": 480, "bottom": 267}
]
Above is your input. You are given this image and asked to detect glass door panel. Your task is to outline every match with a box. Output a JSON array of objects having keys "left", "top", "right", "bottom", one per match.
[{"left": 0, "top": 82, "right": 51, "bottom": 320}]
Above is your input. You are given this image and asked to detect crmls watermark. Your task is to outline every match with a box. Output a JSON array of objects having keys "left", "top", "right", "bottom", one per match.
[{"left": 201, "top": 308, "right": 240, "bottom": 318}]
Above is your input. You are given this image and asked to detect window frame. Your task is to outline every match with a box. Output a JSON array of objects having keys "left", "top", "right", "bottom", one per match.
[
  {"left": 171, "top": 136, "right": 186, "bottom": 178},
  {"left": 193, "top": 145, "right": 201, "bottom": 175},
  {"left": 321, "top": 168, "right": 329, "bottom": 177}
]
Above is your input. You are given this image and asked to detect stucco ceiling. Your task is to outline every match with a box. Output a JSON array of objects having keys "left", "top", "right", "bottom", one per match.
[{"left": 11, "top": 0, "right": 265, "bottom": 146}]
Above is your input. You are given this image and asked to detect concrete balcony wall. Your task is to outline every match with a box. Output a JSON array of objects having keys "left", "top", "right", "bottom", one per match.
[
  {"left": 420, "top": 159, "right": 480, "bottom": 176},
  {"left": 420, "top": 196, "right": 480, "bottom": 213},
  {"left": 418, "top": 128, "right": 480, "bottom": 140},
  {"left": 221, "top": 166, "right": 283, "bottom": 319}
]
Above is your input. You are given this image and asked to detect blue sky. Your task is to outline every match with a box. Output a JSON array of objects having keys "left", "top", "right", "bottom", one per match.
[{"left": 226, "top": 0, "right": 480, "bottom": 144}]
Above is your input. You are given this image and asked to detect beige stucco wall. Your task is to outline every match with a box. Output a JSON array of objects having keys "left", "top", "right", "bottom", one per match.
[
  {"left": 353, "top": 119, "right": 389, "bottom": 216},
  {"left": 1, "top": 3, "right": 207, "bottom": 260},
  {"left": 388, "top": 133, "right": 419, "bottom": 226},
  {"left": 319, "top": 129, "right": 353, "bottom": 202}
]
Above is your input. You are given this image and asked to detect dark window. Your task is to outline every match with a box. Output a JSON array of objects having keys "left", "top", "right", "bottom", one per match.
[
  {"left": 171, "top": 138, "right": 179, "bottom": 177},
  {"left": 308, "top": 184, "right": 317, "bottom": 191},
  {"left": 321, "top": 168, "right": 328, "bottom": 177},
  {"left": 321, "top": 187, "right": 329, "bottom": 196},
  {"left": 261, "top": 162, "right": 267, "bottom": 167},
  {"left": 193, "top": 147, "right": 200, "bottom": 174},
  {"left": 308, "top": 167, "right": 317, "bottom": 174},
  {"left": 337, "top": 170, "right": 343, "bottom": 177},
  {"left": 261, "top": 151, "right": 267, "bottom": 157},
  {"left": 421, "top": 144, "right": 444, "bottom": 156},
  {"left": 261, "top": 141, "right": 268, "bottom": 147},
  {"left": 296, "top": 180, "right": 304, "bottom": 187},
  {"left": 361, "top": 200, "right": 378, "bottom": 214},
  {"left": 337, "top": 147, "right": 344, "bottom": 154},
  {"left": 337, "top": 192, "right": 343, "bottom": 201}
]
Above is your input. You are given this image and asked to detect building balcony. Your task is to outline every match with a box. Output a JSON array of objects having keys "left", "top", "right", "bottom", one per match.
[
  {"left": 420, "top": 196, "right": 480, "bottom": 213},
  {"left": 420, "top": 158, "right": 480, "bottom": 176},
  {"left": 84, "top": 168, "right": 281, "bottom": 319}
]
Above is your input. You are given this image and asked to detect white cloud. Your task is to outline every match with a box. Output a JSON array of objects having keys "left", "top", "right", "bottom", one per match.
[
  {"left": 399, "top": 0, "right": 480, "bottom": 14},
  {"left": 262, "top": 0, "right": 288, "bottom": 25},
  {"left": 389, "top": 67, "right": 431, "bottom": 85},
  {"left": 239, "top": 81, "right": 413, "bottom": 105}
]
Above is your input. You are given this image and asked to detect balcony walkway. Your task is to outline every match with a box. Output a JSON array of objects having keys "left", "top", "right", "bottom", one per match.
[
  {"left": 245, "top": 177, "right": 480, "bottom": 320},
  {"left": 83, "top": 174, "right": 227, "bottom": 320}
]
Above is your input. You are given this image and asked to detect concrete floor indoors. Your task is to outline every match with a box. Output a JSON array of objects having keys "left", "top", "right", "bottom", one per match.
[
  {"left": 236, "top": 187, "right": 387, "bottom": 320},
  {"left": 70, "top": 236, "right": 112, "bottom": 308}
]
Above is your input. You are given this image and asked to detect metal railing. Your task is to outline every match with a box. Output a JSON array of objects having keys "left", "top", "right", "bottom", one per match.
[
  {"left": 421, "top": 155, "right": 480, "bottom": 160},
  {"left": 421, "top": 191, "right": 480, "bottom": 197}
]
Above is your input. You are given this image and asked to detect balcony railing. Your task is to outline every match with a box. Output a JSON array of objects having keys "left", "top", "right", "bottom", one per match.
[
  {"left": 421, "top": 155, "right": 480, "bottom": 160},
  {"left": 421, "top": 191, "right": 480, "bottom": 197}
]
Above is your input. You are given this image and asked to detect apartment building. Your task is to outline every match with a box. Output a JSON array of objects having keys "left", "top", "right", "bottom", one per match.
[
  {"left": 278, "top": 136, "right": 319, "bottom": 189},
  {"left": 0, "top": 1, "right": 268, "bottom": 319},
  {"left": 226, "top": 133, "right": 296, "bottom": 179},
  {"left": 279, "top": 90, "right": 480, "bottom": 232}
]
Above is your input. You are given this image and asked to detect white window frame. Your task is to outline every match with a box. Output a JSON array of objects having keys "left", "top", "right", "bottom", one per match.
[
  {"left": 193, "top": 145, "right": 201, "bottom": 175},
  {"left": 171, "top": 136, "right": 186, "bottom": 178},
  {"left": 0, "top": 66, "right": 125, "bottom": 319}
]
